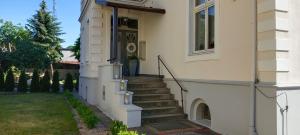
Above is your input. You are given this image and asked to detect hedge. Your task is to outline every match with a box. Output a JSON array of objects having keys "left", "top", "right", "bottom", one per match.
[{"left": 64, "top": 92, "right": 99, "bottom": 128}]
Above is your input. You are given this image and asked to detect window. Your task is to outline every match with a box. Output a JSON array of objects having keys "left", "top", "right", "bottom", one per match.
[{"left": 193, "top": 0, "right": 215, "bottom": 53}]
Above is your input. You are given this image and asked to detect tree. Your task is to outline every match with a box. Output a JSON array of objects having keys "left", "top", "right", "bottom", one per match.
[
  {"left": 18, "top": 70, "right": 28, "bottom": 92},
  {"left": 30, "top": 69, "right": 40, "bottom": 92},
  {"left": 71, "top": 37, "right": 80, "bottom": 61},
  {"left": 51, "top": 70, "right": 60, "bottom": 92},
  {"left": 40, "top": 70, "right": 51, "bottom": 92},
  {"left": 5, "top": 69, "right": 15, "bottom": 92},
  {"left": 9, "top": 41, "right": 51, "bottom": 69},
  {"left": 0, "top": 68, "right": 4, "bottom": 91},
  {"left": 64, "top": 73, "right": 73, "bottom": 92},
  {"left": 0, "top": 20, "right": 30, "bottom": 70},
  {"left": 0, "top": 21, "right": 30, "bottom": 53},
  {"left": 26, "top": 0, "right": 64, "bottom": 75}
]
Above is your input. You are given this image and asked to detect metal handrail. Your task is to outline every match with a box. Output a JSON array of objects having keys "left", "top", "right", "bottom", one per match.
[{"left": 157, "top": 55, "right": 188, "bottom": 111}]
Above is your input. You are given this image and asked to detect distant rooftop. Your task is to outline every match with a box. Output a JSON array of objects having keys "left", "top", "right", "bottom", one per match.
[{"left": 60, "top": 48, "right": 79, "bottom": 65}]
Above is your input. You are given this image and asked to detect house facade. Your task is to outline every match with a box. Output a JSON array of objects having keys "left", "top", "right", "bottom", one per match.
[{"left": 79, "top": 0, "right": 300, "bottom": 135}]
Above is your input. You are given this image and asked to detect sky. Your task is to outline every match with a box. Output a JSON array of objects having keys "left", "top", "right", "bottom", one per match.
[{"left": 0, "top": 0, "right": 80, "bottom": 48}]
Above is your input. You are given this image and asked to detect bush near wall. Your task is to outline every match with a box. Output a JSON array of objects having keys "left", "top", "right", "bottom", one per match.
[
  {"left": 64, "top": 92, "right": 99, "bottom": 128},
  {"left": 5, "top": 69, "right": 15, "bottom": 92},
  {"left": 110, "top": 121, "right": 144, "bottom": 135}
]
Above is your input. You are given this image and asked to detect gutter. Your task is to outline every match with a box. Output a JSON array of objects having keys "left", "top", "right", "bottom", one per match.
[{"left": 251, "top": 0, "right": 259, "bottom": 135}]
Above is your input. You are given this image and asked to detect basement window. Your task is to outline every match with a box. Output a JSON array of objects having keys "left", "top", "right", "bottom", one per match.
[{"left": 196, "top": 103, "right": 211, "bottom": 127}]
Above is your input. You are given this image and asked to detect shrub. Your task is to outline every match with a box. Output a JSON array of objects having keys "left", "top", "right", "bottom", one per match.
[
  {"left": 18, "top": 70, "right": 28, "bottom": 92},
  {"left": 52, "top": 71, "right": 60, "bottom": 93},
  {"left": 75, "top": 74, "right": 79, "bottom": 91},
  {"left": 64, "top": 92, "right": 99, "bottom": 129},
  {"left": 5, "top": 69, "right": 15, "bottom": 92},
  {"left": 40, "top": 71, "right": 51, "bottom": 92},
  {"left": 118, "top": 131, "right": 139, "bottom": 135},
  {"left": 30, "top": 69, "right": 40, "bottom": 92},
  {"left": 64, "top": 73, "right": 74, "bottom": 92},
  {"left": 110, "top": 121, "right": 128, "bottom": 135},
  {"left": 0, "top": 68, "right": 4, "bottom": 91}
]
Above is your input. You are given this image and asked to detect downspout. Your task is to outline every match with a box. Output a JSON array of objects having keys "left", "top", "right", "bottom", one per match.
[{"left": 251, "top": 0, "right": 259, "bottom": 135}]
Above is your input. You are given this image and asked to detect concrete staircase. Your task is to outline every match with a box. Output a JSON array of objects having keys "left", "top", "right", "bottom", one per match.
[{"left": 126, "top": 76, "right": 186, "bottom": 124}]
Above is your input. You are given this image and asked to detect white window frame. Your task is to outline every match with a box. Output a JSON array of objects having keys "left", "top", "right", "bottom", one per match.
[
  {"left": 193, "top": 0, "right": 215, "bottom": 54},
  {"left": 185, "top": 0, "right": 219, "bottom": 62}
]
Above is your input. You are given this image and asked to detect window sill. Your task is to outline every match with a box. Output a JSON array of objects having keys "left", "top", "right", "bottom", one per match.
[{"left": 185, "top": 50, "right": 219, "bottom": 62}]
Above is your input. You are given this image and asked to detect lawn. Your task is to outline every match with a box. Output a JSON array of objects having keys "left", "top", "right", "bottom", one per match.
[{"left": 0, "top": 93, "right": 79, "bottom": 135}]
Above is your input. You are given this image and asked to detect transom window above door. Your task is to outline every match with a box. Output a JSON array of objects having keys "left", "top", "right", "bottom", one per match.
[{"left": 192, "top": 0, "right": 215, "bottom": 54}]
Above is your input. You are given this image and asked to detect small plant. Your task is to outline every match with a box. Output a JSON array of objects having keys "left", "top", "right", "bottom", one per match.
[
  {"left": 18, "top": 70, "right": 28, "bottom": 92},
  {"left": 52, "top": 71, "right": 60, "bottom": 93},
  {"left": 64, "top": 73, "right": 74, "bottom": 92},
  {"left": 118, "top": 131, "right": 140, "bottom": 135},
  {"left": 40, "top": 71, "right": 51, "bottom": 92},
  {"left": 64, "top": 92, "right": 100, "bottom": 129},
  {"left": 30, "top": 69, "right": 40, "bottom": 92},
  {"left": 5, "top": 69, "right": 15, "bottom": 92},
  {"left": 110, "top": 121, "right": 128, "bottom": 135},
  {"left": 0, "top": 68, "right": 4, "bottom": 91}
]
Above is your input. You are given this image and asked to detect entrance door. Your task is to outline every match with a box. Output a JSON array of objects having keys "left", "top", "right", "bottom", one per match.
[{"left": 118, "top": 30, "right": 138, "bottom": 76}]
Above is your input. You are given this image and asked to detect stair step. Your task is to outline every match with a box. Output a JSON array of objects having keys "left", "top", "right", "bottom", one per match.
[
  {"left": 133, "top": 94, "right": 174, "bottom": 101},
  {"left": 127, "top": 76, "right": 186, "bottom": 124},
  {"left": 134, "top": 100, "right": 175, "bottom": 104},
  {"left": 128, "top": 82, "right": 166, "bottom": 88},
  {"left": 143, "top": 113, "right": 185, "bottom": 119},
  {"left": 134, "top": 100, "right": 178, "bottom": 108},
  {"left": 143, "top": 106, "right": 178, "bottom": 111},
  {"left": 134, "top": 94, "right": 171, "bottom": 97}
]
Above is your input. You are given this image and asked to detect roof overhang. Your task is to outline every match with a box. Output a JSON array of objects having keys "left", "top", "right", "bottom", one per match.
[{"left": 95, "top": 0, "right": 166, "bottom": 14}]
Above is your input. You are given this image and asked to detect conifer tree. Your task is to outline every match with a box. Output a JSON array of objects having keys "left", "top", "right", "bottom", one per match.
[
  {"left": 30, "top": 69, "right": 40, "bottom": 92},
  {"left": 26, "top": 0, "right": 64, "bottom": 74},
  {"left": 40, "top": 70, "right": 51, "bottom": 92},
  {"left": 0, "top": 68, "right": 4, "bottom": 91},
  {"left": 18, "top": 70, "right": 28, "bottom": 92},
  {"left": 5, "top": 69, "right": 15, "bottom": 92},
  {"left": 51, "top": 70, "right": 60, "bottom": 93},
  {"left": 64, "top": 73, "right": 73, "bottom": 92}
]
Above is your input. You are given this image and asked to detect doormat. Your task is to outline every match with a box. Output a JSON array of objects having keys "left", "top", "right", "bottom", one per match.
[{"left": 146, "top": 120, "right": 219, "bottom": 135}]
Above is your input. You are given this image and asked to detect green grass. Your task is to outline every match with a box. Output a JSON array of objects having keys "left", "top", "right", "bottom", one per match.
[{"left": 0, "top": 93, "right": 79, "bottom": 135}]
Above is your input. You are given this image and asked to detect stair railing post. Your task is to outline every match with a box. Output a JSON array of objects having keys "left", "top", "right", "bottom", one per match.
[
  {"left": 158, "top": 55, "right": 161, "bottom": 78},
  {"left": 181, "top": 88, "right": 184, "bottom": 111}
]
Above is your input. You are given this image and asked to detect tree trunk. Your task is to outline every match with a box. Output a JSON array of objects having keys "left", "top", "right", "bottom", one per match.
[
  {"left": 8, "top": 43, "right": 12, "bottom": 52},
  {"left": 50, "top": 63, "right": 54, "bottom": 79}
]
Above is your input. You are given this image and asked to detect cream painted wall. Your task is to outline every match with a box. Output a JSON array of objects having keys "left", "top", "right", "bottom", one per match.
[
  {"left": 286, "top": 0, "right": 300, "bottom": 84},
  {"left": 140, "top": 0, "right": 255, "bottom": 82}
]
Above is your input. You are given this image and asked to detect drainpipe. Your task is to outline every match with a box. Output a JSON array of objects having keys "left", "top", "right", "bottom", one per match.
[{"left": 251, "top": 0, "right": 259, "bottom": 135}]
